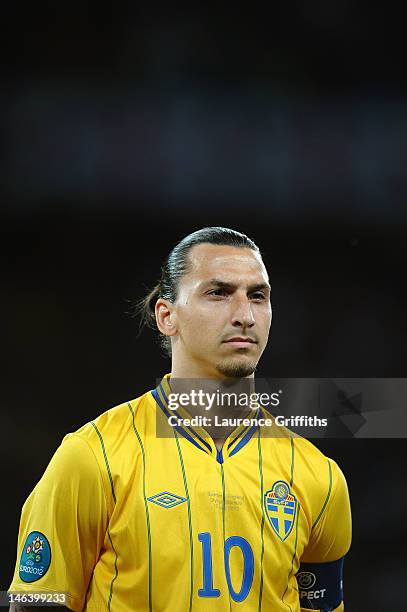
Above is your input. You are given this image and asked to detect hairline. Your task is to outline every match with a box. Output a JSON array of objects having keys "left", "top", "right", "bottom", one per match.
[{"left": 171, "top": 242, "right": 267, "bottom": 301}]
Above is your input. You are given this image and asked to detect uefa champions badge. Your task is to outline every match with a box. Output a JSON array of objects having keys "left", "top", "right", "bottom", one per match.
[
  {"left": 19, "top": 531, "right": 51, "bottom": 582},
  {"left": 264, "top": 481, "right": 297, "bottom": 541}
]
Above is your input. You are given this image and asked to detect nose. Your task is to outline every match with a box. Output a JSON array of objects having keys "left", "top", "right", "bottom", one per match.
[{"left": 231, "top": 295, "right": 255, "bottom": 328}]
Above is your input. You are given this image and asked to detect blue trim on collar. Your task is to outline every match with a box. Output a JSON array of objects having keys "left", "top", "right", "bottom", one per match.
[
  {"left": 151, "top": 389, "right": 210, "bottom": 455},
  {"left": 229, "top": 421, "right": 259, "bottom": 457},
  {"left": 228, "top": 422, "right": 251, "bottom": 450},
  {"left": 158, "top": 383, "right": 212, "bottom": 453}
]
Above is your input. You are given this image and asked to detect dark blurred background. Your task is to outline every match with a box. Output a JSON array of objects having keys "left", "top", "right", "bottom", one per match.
[{"left": 1, "top": 3, "right": 406, "bottom": 609}]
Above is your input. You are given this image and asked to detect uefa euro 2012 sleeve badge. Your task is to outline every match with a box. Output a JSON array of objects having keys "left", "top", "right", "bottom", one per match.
[
  {"left": 264, "top": 481, "right": 297, "bottom": 541},
  {"left": 19, "top": 531, "right": 51, "bottom": 582}
]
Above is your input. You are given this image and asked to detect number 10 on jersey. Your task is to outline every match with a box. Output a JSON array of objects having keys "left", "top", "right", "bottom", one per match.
[{"left": 198, "top": 532, "right": 254, "bottom": 602}]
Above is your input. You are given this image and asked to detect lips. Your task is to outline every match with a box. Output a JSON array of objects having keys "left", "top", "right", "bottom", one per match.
[{"left": 223, "top": 337, "right": 257, "bottom": 347}]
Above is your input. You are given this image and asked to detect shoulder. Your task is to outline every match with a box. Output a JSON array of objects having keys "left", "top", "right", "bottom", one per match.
[
  {"left": 291, "top": 436, "right": 350, "bottom": 530},
  {"left": 66, "top": 387, "right": 153, "bottom": 454},
  {"left": 292, "top": 436, "right": 347, "bottom": 489},
  {"left": 56, "top": 387, "right": 155, "bottom": 502},
  {"left": 292, "top": 436, "right": 347, "bottom": 495},
  {"left": 260, "top": 414, "right": 344, "bottom": 486}
]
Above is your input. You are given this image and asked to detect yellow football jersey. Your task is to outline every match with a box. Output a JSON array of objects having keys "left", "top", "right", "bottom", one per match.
[{"left": 9, "top": 375, "right": 351, "bottom": 611}]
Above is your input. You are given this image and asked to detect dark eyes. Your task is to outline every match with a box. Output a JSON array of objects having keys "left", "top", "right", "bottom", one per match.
[
  {"left": 250, "top": 292, "right": 267, "bottom": 301},
  {"left": 207, "top": 289, "right": 267, "bottom": 300},
  {"left": 208, "top": 288, "right": 227, "bottom": 296}
]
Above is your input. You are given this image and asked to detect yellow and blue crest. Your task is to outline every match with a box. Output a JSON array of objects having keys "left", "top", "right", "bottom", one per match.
[{"left": 264, "top": 481, "right": 297, "bottom": 541}]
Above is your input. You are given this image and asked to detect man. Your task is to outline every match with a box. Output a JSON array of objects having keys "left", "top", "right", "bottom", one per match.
[{"left": 9, "top": 227, "right": 351, "bottom": 611}]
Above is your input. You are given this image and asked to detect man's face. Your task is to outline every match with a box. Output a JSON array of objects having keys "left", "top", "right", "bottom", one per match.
[{"left": 171, "top": 243, "right": 272, "bottom": 378}]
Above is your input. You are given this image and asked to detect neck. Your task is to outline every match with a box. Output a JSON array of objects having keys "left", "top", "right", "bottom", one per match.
[{"left": 168, "top": 373, "right": 257, "bottom": 449}]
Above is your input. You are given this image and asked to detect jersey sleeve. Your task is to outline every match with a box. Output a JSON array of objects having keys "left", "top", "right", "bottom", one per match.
[
  {"left": 299, "top": 459, "right": 352, "bottom": 611},
  {"left": 8, "top": 434, "right": 109, "bottom": 612},
  {"left": 302, "top": 459, "right": 352, "bottom": 563}
]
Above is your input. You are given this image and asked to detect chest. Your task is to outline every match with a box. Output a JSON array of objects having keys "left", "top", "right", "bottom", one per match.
[{"left": 107, "top": 438, "right": 310, "bottom": 591}]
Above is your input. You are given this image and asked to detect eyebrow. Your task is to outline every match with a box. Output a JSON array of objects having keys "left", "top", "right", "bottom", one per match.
[{"left": 201, "top": 279, "right": 271, "bottom": 292}]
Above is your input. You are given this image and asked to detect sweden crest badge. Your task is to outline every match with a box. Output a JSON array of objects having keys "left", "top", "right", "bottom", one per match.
[{"left": 264, "top": 481, "right": 297, "bottom": 541}]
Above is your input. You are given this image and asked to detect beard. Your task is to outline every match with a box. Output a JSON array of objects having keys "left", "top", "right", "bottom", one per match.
[{"left": 215, "top": 358, "right": 257, "bottom": 379}]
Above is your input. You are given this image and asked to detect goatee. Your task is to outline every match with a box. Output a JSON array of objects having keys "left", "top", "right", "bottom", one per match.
[{"left": 216, "top": 360, "right": 257, "bottom": 379}]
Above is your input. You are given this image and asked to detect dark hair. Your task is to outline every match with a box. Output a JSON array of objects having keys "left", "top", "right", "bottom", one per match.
[{"left": 135, "top": 226, "right": 261, "bottom": 356}]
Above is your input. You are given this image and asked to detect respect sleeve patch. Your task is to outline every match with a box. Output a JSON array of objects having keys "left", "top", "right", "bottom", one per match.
[
  {"left": 19, "top": 531, "right": 51, "bottom": 583},
  {"left": 296, "top": 557, "right": 344, "bottom": 610}
]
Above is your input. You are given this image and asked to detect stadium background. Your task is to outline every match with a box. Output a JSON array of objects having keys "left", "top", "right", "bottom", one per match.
[{"left": 1, "top": 4, "right": 406, "bottom": 609}]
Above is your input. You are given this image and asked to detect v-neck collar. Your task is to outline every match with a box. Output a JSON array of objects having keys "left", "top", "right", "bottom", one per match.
[{"left": 151, "top": 374, "right": 260, "bottom": 463}]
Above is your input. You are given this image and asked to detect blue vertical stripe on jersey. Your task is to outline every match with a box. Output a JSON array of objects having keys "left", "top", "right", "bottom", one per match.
[
  {"left": 90, "top": 421, "right": 118, "bottom": 610},
  {"left": 281, "top": 503, "right": 300, "bottom": 612},
  {"left": 128, "top": 402, "right": 152, "bottom": 612},
  {"left": 281, "top": 435, "right": 297, "bottom": 612},
  {"left": 220, "top": 464, "right": 232, "bottom": 612},
  {"left": 174, "top": 430, "right": 194, "bottom": 612},
  {"left": 257, "top": 428, "right": 265, "bottom": 612},
  {"left": 90, "top": 421, "right": 117, "bottom": 504},
  {"left": 312, "top": 459, "right": 333, "bottom": 530},
  {"left": 107, "top": 529, "right": 118, "bottom": 611},
  {"left": 289, "top": 437, "right": 295, "bottom": 487}
]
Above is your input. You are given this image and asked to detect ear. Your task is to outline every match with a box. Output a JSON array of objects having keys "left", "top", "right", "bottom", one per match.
[{"left": 155, "top": 298, "right": 178, "bottom": 337}]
